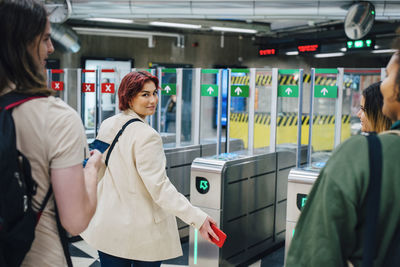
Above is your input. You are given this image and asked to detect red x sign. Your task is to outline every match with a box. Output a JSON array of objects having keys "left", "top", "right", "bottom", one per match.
[
  {"left": 101, "top": 83, "right": 115, "bottom": 93},
  {"left": 51, "top": 81, "right": 64, "bottom": 91},
  {"left": 82, "top": 83, "right": 95, "bottom": 93}
]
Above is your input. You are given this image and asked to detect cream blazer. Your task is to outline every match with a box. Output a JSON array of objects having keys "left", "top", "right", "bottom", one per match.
[{"left": 81, "top": 109, "right": 207, "bottom": 261}]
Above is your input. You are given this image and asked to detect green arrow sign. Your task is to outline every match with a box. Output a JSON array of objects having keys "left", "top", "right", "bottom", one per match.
[
  {"left": 201, "top": 84, "right": 218, "bottom": 97},
  {"left": 314, "top": 85, "right": 337, "bottom": 98},
  {"left": 161, "top": 83, "right": 176, "bottom": 95},
  {"left": 278, "top": 85, "right": 299, "bottom": 97},
  {"left": 230, "top": 85, "right": 249, "bottom": 97}
]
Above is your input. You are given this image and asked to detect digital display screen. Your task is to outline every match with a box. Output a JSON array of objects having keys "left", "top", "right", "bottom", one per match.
[
  {"left": 297, "top": 44, "right": 319, "bottom": 53},
  {"left": 259, "top": 48, "right": 277, "bottom": 56}
]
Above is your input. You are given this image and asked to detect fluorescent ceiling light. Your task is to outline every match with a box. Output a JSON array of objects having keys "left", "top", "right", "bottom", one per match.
[
  {"left": 340, "top": 47, "right": 347, "bottom": 52},
  {"left": 85, "top": 18, "right": 134, "bottom": 24},
  {"left": 372, "top": 49, "right": 397, "bottom": 54},
  {"left": 150, "top": 21, "right": 202, "bottom": 29},
  {"left": 314, "top": 52, "right": 345, "bottom": 58},
  {"left": 286, "top": 51, "right": 299, "bottom": 55},
  {"left": 210, "top": 26, "right": 257, "bottom": 34}
]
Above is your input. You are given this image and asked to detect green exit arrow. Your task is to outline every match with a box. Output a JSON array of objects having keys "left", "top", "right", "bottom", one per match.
[
  {"left": 161, "top": 83, "right": 176, "bottom": 95},
  {"left": 314, "top": 85, "right": 337, "bottom": 98},
  {"left": 201, "top": 84, "right": 218, "bottom": 97},
  {"left": 278, "top": 85, "right": 299, "bottom": 97},
  {"left": 230, "top": 85, "right": 249, "bottom": 97}
]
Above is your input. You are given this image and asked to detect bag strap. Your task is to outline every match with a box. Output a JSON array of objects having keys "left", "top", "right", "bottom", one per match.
[
  {"left": 105, "top": 118, "right": 142, "bottom": 166},
  {"left": 54, "top": 201, "right": 73, "bottom": 267},
  {"left": 0, "top": 91, "right": 46, "bottom": 110},
  {"left": 362, "top": 134, "right": 382, "bottom": 267},
  {"left": 35, "top": 186, "right": 53, "bottom": 224}
]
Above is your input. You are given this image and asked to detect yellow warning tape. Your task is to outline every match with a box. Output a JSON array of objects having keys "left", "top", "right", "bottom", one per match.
[
  {"left": 230, "top": 73, "right": 341, "bottom": 86},
  {"left": 229, "top": 112, "right": 351, "bottom": 151}
]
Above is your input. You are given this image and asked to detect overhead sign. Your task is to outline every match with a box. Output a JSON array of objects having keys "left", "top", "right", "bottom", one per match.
[
  {"left": 278, "top": 85, "right": 299, "bottom": 97},
  {"left": 347, "top": 39, "right": 374, "bottom": 50},
  {"left": 314, "top": 85, "right": 338, "bottom": 98},
  {"left": 230, "top": 85, "right": 249, "bottom": 97},
  {"left": 82, "top": 83, "right": 95, "bottom": 93},
  {"left": 201, "top": 84, "right": 218, "bottom": 97},
  {"left": 161, "top": 83, "right": 176, "bottom": 95},
  {"left": 196, "top": 177, "right": 210, "bottom": 194},
  {"left": 101, "top": 83, "right": 115, "bottom": 94},
  {"left": 51, "top": 81, "right": 64, "bottom": 91}
]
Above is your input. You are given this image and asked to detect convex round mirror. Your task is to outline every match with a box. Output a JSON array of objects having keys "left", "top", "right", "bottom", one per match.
[{"left": 344, "top": 1, "right": 375, "bottom": 40}]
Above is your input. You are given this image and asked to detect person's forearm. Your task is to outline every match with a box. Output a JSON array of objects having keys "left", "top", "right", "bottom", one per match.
[{"left": 83, "top": 164, "right": 97, "bottom": 221}]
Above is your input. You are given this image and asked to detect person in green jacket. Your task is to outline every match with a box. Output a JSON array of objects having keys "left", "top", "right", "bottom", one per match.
[{"left": 286, "top": 41, "right": 400, "bottom": 265}]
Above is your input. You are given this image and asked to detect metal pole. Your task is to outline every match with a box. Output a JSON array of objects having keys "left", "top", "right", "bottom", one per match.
[
  {"left": 226, "top": 69, "right": 232, "bottom": 153},
  {"left": 64, "top": 69, "right": 68, "bottom": 104},
  {"left": 307, "top": 68, "right": 315, "bottom": 165},
  {"left": 380, "top": 67, "right": 386, "bottom": 81},
  {"left": 95, "top": 68, "right": 101, "bottom": 137},
  {"left": 77, "top": 69, "right": 82, "bottom": 120},
  {"left": 193, "top": 68, "right": 201, "bottom": 145},
  {"left": 217, "top": 69, "right": 222, "bottom": 156},
  {"left": 248, "top": 68, "right": 256, "bottom": 155},
  {"left": 270, "top": 68, "right": 278, "bottom": 153},
  {"left": 296, "top": 69, "right": 304, "bottom": 168},
  {"left": 149, "top": 69, "right": 156, "bottom": 128},
  {"left": 334, "top": 68, "right": 344, "bottom": 148},
  {"left": 157, "top": 67, "right": 162, "bottom": 133},
  {"left": 176, "top": 68, "right": 183, "bottom": 146}
]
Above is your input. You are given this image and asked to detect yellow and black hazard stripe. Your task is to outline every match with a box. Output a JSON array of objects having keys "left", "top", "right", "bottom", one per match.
[
  {"left": 230, "top": 73, "right": 339, "bottom": 86},
  {"left": 231, "top": 112, "right": 351, "bottom": 126}
]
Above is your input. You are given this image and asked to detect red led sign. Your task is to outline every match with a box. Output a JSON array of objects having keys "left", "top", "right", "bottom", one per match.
[
  {"left": 298, "top": 44, "right": 319, "bottom": 53},
  {"left": 259, "top": 49, "right": 276, "bottom": 56}
]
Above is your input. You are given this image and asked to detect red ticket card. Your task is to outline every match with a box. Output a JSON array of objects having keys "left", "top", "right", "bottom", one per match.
[{"left": 210, "top": 224, "right": 227, "bottom": 248}]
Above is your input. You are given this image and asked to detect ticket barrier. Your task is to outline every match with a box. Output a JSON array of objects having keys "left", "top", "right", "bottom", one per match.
[
  {"left": 188, "top": 147, "right": 305, "bottom": 267},
  {"left": 284, "top": 168, "right": 320, "bottom": 259},
  {"left": 161, "top": 132, "right": 176, "bottom": 144},
  {"left": 165, "top": 138, "right": 245, "bottom": 240}
]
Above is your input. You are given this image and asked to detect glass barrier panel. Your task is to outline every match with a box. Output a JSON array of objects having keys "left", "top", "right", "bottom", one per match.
[
  {"left": 253, "top": 68, "right": 273, "bottom": 154},
  {"left": 229, "top": 68, "right": 250, "bottom": 154},
  {"left": 181, "top": 68, "right": 195, "bottom": 145},
  {"left": 276, "top": 69, "right": 301, "bottom": 151},
  {"left": 343, "top": 68, "right": 382, "bottom": 137}
]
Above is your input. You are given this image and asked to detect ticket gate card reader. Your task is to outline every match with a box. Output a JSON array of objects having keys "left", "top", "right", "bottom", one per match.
[{"left": 285, "top": 168, "right": 320, "bottom": 260}]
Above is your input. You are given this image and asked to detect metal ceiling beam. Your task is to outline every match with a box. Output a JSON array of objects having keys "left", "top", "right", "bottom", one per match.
[{"left": 69, "top": 1, "right": 400, "bottom": 20}]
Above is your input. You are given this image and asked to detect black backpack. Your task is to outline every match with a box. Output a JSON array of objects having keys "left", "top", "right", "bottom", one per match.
[{"left": 0, "top": 92, "right": 51, "bottom": 266}]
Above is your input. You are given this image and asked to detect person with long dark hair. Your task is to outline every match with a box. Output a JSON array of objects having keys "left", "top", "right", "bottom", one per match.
[
  {"left": 0, "top": 1, "right": 102, "bottom": 266},
  {"left": 82, "top": 71, "right": 218, "bottom": 267},
  {"left": 357, "top": 81, "right": 392, "bottom": 133}
]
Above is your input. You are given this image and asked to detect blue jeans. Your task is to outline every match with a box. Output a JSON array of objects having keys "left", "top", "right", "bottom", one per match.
[{"left": 98, "top": 251, "right": 162, "bottom": 267}]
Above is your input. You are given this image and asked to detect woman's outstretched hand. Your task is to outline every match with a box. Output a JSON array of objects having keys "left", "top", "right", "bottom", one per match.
[{"left": 199, "top": 216, "right": 219, "bottom": 244}]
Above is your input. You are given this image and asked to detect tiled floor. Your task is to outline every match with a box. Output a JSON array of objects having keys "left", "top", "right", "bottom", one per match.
[{"left": 70, "top": 239, "right": 284, "bottom": 267}]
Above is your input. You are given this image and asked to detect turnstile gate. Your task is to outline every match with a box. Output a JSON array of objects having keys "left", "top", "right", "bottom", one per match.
[{"left": 188, "top": 150, "right": 300, "bottom": 267}]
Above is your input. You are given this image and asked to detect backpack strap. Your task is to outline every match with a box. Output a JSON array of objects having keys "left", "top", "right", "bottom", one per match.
[
  {"left": 362, "top": 134, "right": 382, "bottom": 267},
  {"left": 105, "top": 118, "right": 142, "bottom": 166},
  {"left": 0, "top": 91, "right": 46, "bottom": 110},
  {"left": 54, "top": 200, "right": 73, "bottom": 267},
  {"left": 35, "top": 186, "right": 53, "bottom": 224}
]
